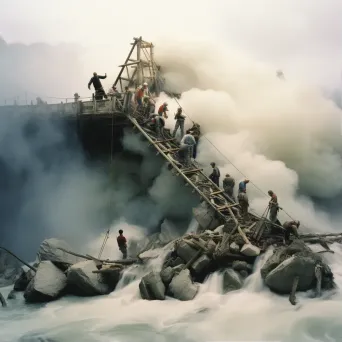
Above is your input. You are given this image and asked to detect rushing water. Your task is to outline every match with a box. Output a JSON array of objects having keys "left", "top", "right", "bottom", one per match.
[{"left": 1, "top": 243, "right": 342, "bottom": 342}]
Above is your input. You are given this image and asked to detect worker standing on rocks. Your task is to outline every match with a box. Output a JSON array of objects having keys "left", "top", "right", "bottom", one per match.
[
  {"left": 238, "top": 179, "right": 250, "bottom": 221},
  {"left": 88, "top": 72, "right": 108, "bottom": 100},
  {"left": 223, "top": 174, "right": 235, "bottom": 200},
  {"left": 209, "top": 162, "right": 220, "bottom": 187},
  {"left": 180, "top": 130, "right": 196, "bottom": 167},
  {"left": 172, "top": 107, "right": 186, "bottom": 139},
  {"left": 268, "top": 190, "right": 279, "bottom": 223},
  {"left": 158, "top": 102, "right": 169, "bottom": 119},
  {"left": 283, "top": 221, "right": 300, "bottom": 244},
  {"left": 117, "top": 229, "right": 127, "bottom": 259}
]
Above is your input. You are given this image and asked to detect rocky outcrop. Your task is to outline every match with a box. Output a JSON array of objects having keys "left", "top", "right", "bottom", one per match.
[
  {"left": 193, "top": 202, "right": 220, "bottom": 231},
  {"left": 24, "top": 261, "right": 67, "bottom": 303},
  {"left": 38, "top": 238, "right": 83, "bottom": 269},
  {"left": 139, "top": 271, "right": 165, "bottom": 300},
  {"left": 67, "top": 260, "right": 112, "bottom": 296},
  {"left": 168, "top": 269, "right": 198, "bottom": 301},
  {"left": 261, "top": 240, "right": 334, "bottom": 294}
]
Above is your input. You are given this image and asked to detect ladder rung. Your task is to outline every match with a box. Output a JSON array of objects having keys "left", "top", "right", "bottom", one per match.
[
  {"left": 210, "top": 190, "right": 224, "bottom": 196},
  {"left": 216, "top": 203, "right": 239, "bottom": 211},
  {"left": 183, "top": 168, "right": 202, "bottom": 174},
  {"left": 163, "top": 148, "right": 179, "bottom": 152}
]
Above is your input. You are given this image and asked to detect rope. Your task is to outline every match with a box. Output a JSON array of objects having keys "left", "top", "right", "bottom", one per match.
[{"left": 168, "top": 91, "right": 309, "bottom": 228}]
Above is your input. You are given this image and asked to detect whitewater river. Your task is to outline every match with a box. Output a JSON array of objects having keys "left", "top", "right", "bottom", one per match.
[{"left": 1, "top": 244, "right": 342, "bottom": 342}]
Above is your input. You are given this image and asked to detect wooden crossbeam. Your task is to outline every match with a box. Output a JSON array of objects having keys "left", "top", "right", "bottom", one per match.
[
  {"left": 183, "top": 168, "right": 202, "bottom": 174},
  {"left": 163, "top": 147, "right": 179, "bottom": 152},
  {"left": 210, "top": 190, "right": 224, "bottom": 196},
  {"left": 216, "top": 203, "right": 239, "bottom": 211},
  {"left": 119, "top": 61, "right": 140, "bottom": 67}
]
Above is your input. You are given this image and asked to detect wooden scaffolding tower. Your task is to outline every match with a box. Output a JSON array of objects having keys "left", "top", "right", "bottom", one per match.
[{"left": 113, "top": 36, "right": 164, "bottom": 95}]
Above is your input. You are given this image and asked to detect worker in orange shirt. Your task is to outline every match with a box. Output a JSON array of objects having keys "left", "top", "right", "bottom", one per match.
[{"left": 158, "top": 102, "right": 169, "bottom": 119}]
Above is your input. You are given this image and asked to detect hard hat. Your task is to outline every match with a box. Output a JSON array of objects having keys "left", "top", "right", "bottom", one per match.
[
  {"left": 163, "top": 102, "right": 168, "bottom": 106},
  {"left": 143, "top": 82, "right": 148, "bottom": 86}
]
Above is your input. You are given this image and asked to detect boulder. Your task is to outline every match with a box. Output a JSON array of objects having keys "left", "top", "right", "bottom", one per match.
[
  {"left": 169, "top": 269, "right": 198, "bottom": 301},
  {"left": 7, "top": 290, "right": 16, "bottom": 300},
  {"left": 193, "top": 202, "right": 221, "bottom": 231},
  {"left": 24, "top": 261, "right": 67, "bottom": 303},
  {"left": 229, "top": 242, "right": 240, "bottom": 254},
  {"left": 38, "top": 238, "right": 83, "bottom": 269},
  {"left": 172, "top": 257, "right": 185, "bottom": 267},
  {"left": 139, "top": 271, "right": 165, "bottom": 300},
  {"left": 232, "top": 261, "right": 253, "bottom": 274},
  {"left": 175, "top": 240, "right": 198, "bottom": 263},
  {"left": 160, "top": 267, "right": 174, "bottom": 285},
  {"left": 14, "top": 267, "right": 36, "bottom": 291},
  {"left": 173, "top": 264, "right": 185, "bottom": 275},
  {"left": 222, "top": 268, "right": 243, "bottom": 293},
  {"left": 191, "top": 255, "right": 211, "bottom": 275},
  {"left": 67, "top": 260, "right": 111, "bottom": 296},
  {"left": 265, "top": 255, "right": 317, "bottom": 294},
  {"left": 240, "top": 244, "right": 260, "bottom": 257},
  {"left": 260, "top": 247, "right": 287, "bottom": 279}
]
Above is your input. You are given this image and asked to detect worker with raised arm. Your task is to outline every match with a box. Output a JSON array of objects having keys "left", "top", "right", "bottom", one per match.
[
  {"left": 223, "top": 174, "right": 235, "bottom": 200},
  {"left": 268, "top": 190, "right": 280, "bottom": 223},
  {"left": 209, "top": 162, "right": 221, "bottom": 187},
  {"left": 158, "top": 102, "right": 169, "bottom": 119},
  {"left": 172, "top": 107, "right": 186, "bottom": 139},
  {"left": 117, "top": 229, "right": 127, "bottom": 259},
  {"left": 238, "top": 179, "right": 250, "bottom": 221},
  {"left": 180, "top": 130, "right": 196, "bottom": 167},
  {"left": 88, "top": 72, "right": 107, "bottom": 99}
]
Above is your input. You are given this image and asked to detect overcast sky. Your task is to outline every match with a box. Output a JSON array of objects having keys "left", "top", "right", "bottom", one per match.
[{"left": 1, "top": 0, "right": 342, "bottom": 99}]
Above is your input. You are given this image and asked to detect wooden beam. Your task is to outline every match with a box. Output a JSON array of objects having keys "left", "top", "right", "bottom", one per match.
[
  {"left": 155, "top": 138, "right": 176, "bottom": 143},
  {"left": 119, "top": 61, "right": 140, "bottom": 67},
  {"left": 183, "top": 168, "right": 202, "bottom": 174},
  {"left": 210, "top": 189, "right": 224, "bottom": 196}
]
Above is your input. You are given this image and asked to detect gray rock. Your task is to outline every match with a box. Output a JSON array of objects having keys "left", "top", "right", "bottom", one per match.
[
  {"left": 240, "top": 244, "right": 260, "bottom": 257},
  {"left": 14, "top": 267, "right": 36, "bottom": 291},
  {"left": 265, "top": 255, "right": 317, "bottom": 294},
  {"left": 173, "top": 265, "right": 184, "bottom": 275},
  {"left": 239, "top": 270, "right": 249, "bottom": 279},
  {"left": 38, "top": 238, "right": 83, "bottom": 268},
  {"left": 160, "top": 267, "right": 174, "bottom": 285},
  {"left": 193, "top": 202, "right": 221, "bottom": 231},
  {"left": 222, "top": 268, "right": 243, "bottom": 293},
  {"left": 229, "top": 242, "right": 240, "bottom": 254},
  {"left": 169, "top": 269, "right": 198, "bottom": 301},
  {"left": 139, "top": 271, "right": 165, "bottom": 300},
  {"left": 232, "top": 261, "right": 253, "bottom": 274},
  {"left": 176, "top": 240, "right": 198, "bottom": 263},
  {"left": 24, "top": 261, "right": 67, "bottom": 303},
  {"left": 172, "top": 257, "right": 184, "bottom": 267},
  {"left": 67, "top": 260, "right": 111, "bottom": 296},
  {"left": 191, "top": 255, "right": 211, "bottom": 275},
  {"left": 260, "top": 247, "right": 287, "bottom": 279}
]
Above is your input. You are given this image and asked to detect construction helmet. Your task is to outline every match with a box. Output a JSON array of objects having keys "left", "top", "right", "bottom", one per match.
[
  {"left": 143, "top": 82, "right": 148, "bottom": 86},
  {"left": 163, "top": 102, "right": 168, "bottom": 106}
]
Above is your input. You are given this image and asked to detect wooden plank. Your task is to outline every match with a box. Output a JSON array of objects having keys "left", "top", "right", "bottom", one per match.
[
  {"left": 119, "top": 61, "right": 140, "bottom": 67},
  {"left": 210, "top": 189, "right": 224, "bottom": 196},
  {"left": 155, "top": 138, "right": 176, "bottom": 143},
  {"left": 183, "top": 168, "right": 202, "bottom": 174}
]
